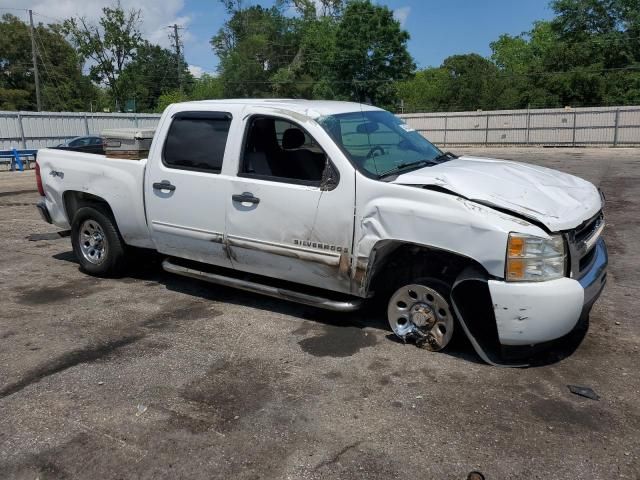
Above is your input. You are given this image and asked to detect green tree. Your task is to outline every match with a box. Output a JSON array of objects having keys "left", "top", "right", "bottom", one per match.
[
  {"left": 396, "top": 68, "right": 450, "bottom": 112},
  {"left": 0, "top": 13, "right": 97, "bottom": 111},
  {"left": 156, "top": 74, "right": 225, "bottom": 112},
  {"left": 289, "top": 0, "right": 344, "bottom": 18},
  {"left": 332, "top": 0, "right": 414, "bottom": 108},
  {"left": 437, "top": 54, "right": 503, "bottom": 111},
  {"left": 119, "top": 42, "right": 193, "bottom": 112},
  {"left": 190, "top": 74, "right": 224, "bottom": 100},
  {"left": 156, "top": 90, "right": 190, "bottom": 112},
  {"left": 63, "top": 3, "right": 143, "bottom": 108},
  {"left": 211, "top": 3, "right": 301, "bottom": 97}
]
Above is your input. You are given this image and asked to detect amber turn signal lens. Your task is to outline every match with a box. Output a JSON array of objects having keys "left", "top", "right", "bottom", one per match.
[
  {"left": 507, "top": 235, "right": 525, "bottom": 258},
  {"left": 506, "top": 259, "right": 525, "bottom": 280}
]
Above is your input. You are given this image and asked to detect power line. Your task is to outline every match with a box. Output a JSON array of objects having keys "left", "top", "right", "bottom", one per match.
[{"left": 30, "top": 10, "right": 65, "bottom": 23}]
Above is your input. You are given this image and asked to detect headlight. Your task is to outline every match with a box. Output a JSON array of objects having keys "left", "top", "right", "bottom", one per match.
[{"left": 506, "top": 233, "right": 566, "bottom": 282}]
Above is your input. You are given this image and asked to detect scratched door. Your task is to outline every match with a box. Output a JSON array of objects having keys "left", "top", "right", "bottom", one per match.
[{"left": 225, "top": 115, "right": 355, "bottom": 294}]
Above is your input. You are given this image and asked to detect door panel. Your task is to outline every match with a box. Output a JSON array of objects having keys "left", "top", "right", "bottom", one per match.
[
  {"left": 226, "top": 178, "right": 354, "bottom": 293},
  {"left": 145, "top": 111, "right": 234, "bottom": 268},
  {"left": 146, "top": 170, "right": 232, "bottom": 266},
  {"left": 226, "top": 114, "right": 355, "bottom": 294}
]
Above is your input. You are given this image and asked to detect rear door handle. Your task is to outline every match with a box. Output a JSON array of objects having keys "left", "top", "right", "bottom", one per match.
[
  {"left": 232, "top": 193, "right": 260, "bottom": 204},
  {"left": 153, "top": 181, "right": 176, "bottom": 191}
]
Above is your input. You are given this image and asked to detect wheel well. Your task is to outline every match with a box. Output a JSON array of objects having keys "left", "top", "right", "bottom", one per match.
[
  {"left": 63, "top": 191, "right": 115, "bottom": 224},
  {"left": 366, "top": 242, "right": 486, "bottom": 297}
]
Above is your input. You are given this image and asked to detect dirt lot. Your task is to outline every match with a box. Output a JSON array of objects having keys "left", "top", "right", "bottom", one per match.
[{"left": 0, "top": 148, "right": 638, "bottom": 479}]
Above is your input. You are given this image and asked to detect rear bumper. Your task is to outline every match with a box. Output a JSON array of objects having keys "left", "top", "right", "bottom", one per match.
[
  {"left": 36, "top": 199, "right": 52, "bottom": 224},
  {"left": 489, "top": 238, "right": 608, "bottom": 346}
]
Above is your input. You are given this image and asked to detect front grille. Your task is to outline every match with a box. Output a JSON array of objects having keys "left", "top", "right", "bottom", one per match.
[
  {"left": 579, "top": 246, "right": 597, "bottom": 272},
  {"left": 574, "top": 213, "right": 602, "bottom": 244},
  {"left": 566, "top": 211, "right": 604, "bottom": 278}
]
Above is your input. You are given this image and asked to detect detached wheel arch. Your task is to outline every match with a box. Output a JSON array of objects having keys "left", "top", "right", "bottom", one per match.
[{"left": 71, "top": 205, "right": 127, "bottom": 277}]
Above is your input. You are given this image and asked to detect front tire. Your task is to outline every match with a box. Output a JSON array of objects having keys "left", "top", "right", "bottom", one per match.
[
  {"left": 71, "top": 206, "right": 126, "bottom": 277},
  {"left": 386, "top": 278, "right": 455, "bottom": 351}
]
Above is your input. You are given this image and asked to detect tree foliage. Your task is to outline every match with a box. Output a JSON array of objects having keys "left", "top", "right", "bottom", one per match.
[
  {"left": 3, "top": 0, "right": 640, "bottom": 113},
  {"left": 211, "top": 0, "right": 413, "bottom": 108},
  {"left": 62, "top": 3, "right": 143, "bottom": 106},
  {"left": 119, "top": 42, "right": 193, "bottom": 112},
  {"left": 332, "top": 0, "right": 414, "bottom": 108},
  {"left": 0, "top": 14, "right": 97, "bottom": 111}
]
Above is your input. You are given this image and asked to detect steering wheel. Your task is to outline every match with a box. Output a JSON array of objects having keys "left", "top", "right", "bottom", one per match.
[{"left": 366, "top": 145, "right": 385, "bottom": 159}]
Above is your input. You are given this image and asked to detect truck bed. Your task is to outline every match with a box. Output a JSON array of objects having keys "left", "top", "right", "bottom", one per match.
[{"left": 37, "top": 148, "right": 154, "bottom": 249}]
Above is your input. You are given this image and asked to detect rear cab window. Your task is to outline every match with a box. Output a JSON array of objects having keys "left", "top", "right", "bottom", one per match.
[{"left": 163, "top": 111, "right": 232, "bottom": 173}]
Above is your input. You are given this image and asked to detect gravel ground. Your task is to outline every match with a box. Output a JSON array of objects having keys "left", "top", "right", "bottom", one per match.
[{"left": 0, "top": 148, "right": 638, "bottom": 480}]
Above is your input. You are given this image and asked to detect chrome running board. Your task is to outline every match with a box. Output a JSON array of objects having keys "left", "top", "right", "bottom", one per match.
[{"left": 162, "top": 259, "right": 363, "bottom": 312}]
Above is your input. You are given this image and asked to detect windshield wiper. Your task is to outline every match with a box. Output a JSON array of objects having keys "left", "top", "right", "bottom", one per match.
[
  {"left": 433, "top": 152, "right": 458, "bottom": 162},
  {"left": 377, "top": 160, "right": 433, "bottom": 179}
]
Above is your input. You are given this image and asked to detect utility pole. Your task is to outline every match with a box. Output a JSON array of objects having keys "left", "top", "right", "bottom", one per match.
[
  {"left": 28, "top": 10, "right": 42, "bottom": 111},
  {"left": 170, "top": 24, "right": 183, "bottom": 93}
]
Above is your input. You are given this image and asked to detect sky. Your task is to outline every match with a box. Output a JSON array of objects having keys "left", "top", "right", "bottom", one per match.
[{"left": 3, "top": 0, "right": 554, "bottom": 77}]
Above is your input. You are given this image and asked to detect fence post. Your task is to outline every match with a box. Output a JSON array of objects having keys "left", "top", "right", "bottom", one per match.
[
  {"left": 16, "top": 112, "right": 27, "bottom": 149},
  {"left": 134, "top": 114, "right": 139, "bottom": 128},
  {"left": 613, "top": 108, "right": 620, "bottom": 147},
  {"left": 83, "top": 113, "right": 90, "bottom": 135},
  {"left": 525, "top": 108, "right": 531, "bottom": 145},
  {"left": 572, "top": 111, "right": 577, "bottom": 147},
  {"left": 443, "top": 115, "right": 448, "bottom": 147},
  {"left": 485, "top": 113, "right": 490, "bottom": 145}
]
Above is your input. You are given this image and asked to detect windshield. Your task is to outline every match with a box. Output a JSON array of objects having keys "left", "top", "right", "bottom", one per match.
[{"left": 317, "top": 110, "right": 444, "bottom": 178}]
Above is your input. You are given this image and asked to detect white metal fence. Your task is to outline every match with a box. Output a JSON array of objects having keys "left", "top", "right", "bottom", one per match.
[
  {"left": 399, "top": 105, "right": 640, "bottom": 147},
  {"left": 1, "top": 106, "right": 639, "bottom": 150},
  {"left": 0, "top": 111, "right": 161, "bottom": 150}
]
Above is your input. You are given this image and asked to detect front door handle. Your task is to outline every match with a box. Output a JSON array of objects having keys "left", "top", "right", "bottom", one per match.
[
  {"left": 153, "top": 181, "right": 176, "bottom": 191},
  {"left": 232, "top": 193, "right": 260, "bottom": 204}
]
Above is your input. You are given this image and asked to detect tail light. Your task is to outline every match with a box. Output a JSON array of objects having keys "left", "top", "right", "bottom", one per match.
[{"left": 35, "top": 161, "right": 45, "bottom": 196}]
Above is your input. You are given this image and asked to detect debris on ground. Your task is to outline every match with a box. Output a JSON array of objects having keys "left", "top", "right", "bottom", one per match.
[
  {"left": 467, "top": 471, "right": 485, "bottom": 480},
  {"left": 136, "top": 404, "right": 148, "bottom": 416},
  {"left": 568, "top": 385, "right": 600, "bottom": 401}
]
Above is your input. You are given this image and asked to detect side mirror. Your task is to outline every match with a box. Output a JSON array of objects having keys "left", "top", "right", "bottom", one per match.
[{"left": 320, "top": 159, "right": 339, "bottom": 191}]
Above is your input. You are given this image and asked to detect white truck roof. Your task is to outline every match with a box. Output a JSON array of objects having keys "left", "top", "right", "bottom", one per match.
[{"left": 172, "top": 99, "right": 383, "bottom": 119}]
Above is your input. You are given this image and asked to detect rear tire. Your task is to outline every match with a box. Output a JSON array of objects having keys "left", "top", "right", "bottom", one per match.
[{"left": 71, "top": 206, "right": 126, "bottom": 277}]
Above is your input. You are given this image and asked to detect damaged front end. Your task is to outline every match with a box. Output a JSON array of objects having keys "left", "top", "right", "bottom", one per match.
[{"left": 450, "top": 268, "right": 527, "bottom": 367}]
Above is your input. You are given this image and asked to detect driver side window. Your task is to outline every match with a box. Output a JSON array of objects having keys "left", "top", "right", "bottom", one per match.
[{"left": 240, "top": 116, "right": 328, "bottom": 186}]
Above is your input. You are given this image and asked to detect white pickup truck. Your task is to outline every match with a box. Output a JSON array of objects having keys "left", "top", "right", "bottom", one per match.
[{"left": 35, "top": 100, "right": 607, "bottom": 366}]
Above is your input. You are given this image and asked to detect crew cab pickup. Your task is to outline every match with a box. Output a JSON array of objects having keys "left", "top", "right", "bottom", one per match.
[{"left": 35, "top": 100, "right": 608, "bottom": 365}]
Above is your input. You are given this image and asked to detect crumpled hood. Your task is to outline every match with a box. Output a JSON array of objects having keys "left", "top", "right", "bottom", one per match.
[{"left": 392, "top": 156, "right": 601, "bottom": 231}]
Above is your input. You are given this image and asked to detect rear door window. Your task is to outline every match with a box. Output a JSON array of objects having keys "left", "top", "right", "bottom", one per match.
[{"left": 163, "top": 112, "right": 232, "bottom": 173}]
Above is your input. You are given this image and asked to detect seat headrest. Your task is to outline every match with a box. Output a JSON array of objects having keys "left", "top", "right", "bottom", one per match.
[{"left": 282, "top": 128, "right": 305, "bottom": 150}]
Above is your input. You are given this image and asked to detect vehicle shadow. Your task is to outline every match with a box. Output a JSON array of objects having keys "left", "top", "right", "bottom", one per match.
[
  {"left": 53, "top": 250, "right": 388, "bottom": 332},
  {"left": 52, "top": 250, "right": 587, "bottom": 368}
]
